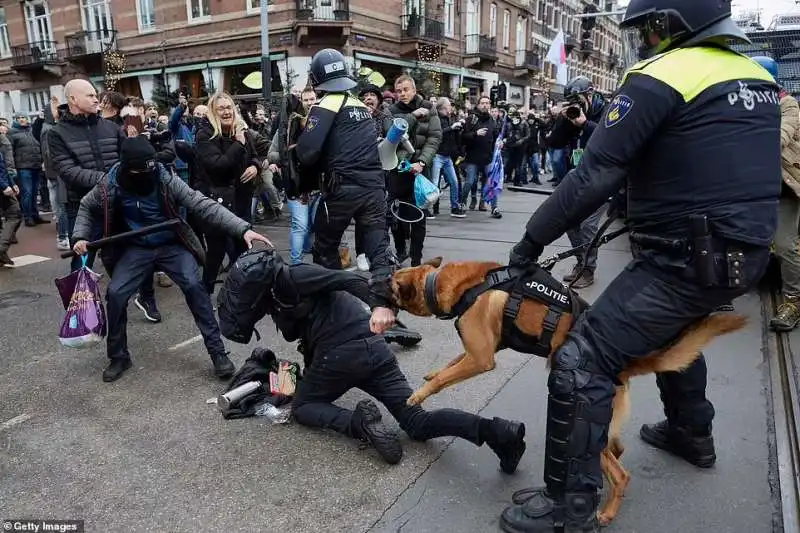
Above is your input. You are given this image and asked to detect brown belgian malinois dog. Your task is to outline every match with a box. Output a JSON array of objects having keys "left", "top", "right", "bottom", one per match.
[{"left": 390, "top": 257, "right": 747, "bottom": 525}]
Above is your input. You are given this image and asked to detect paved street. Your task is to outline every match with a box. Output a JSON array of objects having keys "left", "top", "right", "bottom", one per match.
[{"left": 0, "top": 190, "right": 780, "bottom": 532}]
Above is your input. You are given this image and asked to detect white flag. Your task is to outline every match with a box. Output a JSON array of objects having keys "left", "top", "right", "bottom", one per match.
[{"left": 545, "top": 30, "right": 569, "bottom": 86}]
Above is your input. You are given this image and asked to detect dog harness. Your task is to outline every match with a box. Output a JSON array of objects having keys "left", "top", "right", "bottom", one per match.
[{"left": 423, "top": 265, "right": 589, "bottom": 357}]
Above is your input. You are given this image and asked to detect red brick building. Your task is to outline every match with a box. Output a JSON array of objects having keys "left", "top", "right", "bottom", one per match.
[{"left": 0, "top": 0, "right": 623, "bottom": 117}]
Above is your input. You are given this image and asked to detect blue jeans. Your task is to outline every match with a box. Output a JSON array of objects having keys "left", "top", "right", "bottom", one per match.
[
  {"left": 47, "top": 180, "right": 68, "bottom": 240},
  {"left": 528, "top": 153, "right": 541, "bottom": 181},
  {"left": 462, "top": 163, "right": 497, "bottom": 209},
  {"left": 551, "top": 149, "right": 567, "bottom": 185},
  {"left": 429, "top": 154, "right": 460, "bottom": 209},
  {"left": 18, "top": 168, "right": 41, "bottom": 221},
  {"left": 287, "top": 195, "right": 319, "bottom": 264},
  {"left": 106, "top": 244, "right": 225, "bottom": 360}
]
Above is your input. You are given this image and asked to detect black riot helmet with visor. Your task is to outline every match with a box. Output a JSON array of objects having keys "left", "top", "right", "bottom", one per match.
[
  {"left": 308, "top": 48, "right": 357, "bottom": 93},
  {"left": 619, "top": 0, "right": 749, "bottom": 65}
]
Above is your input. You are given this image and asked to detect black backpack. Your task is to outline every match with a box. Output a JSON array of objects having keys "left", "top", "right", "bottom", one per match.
[{"left": 217, "top": 247, "right": 284, "bottom": 344}]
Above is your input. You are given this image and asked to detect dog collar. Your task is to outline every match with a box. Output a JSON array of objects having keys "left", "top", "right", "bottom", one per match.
[{"left": 424, "top": 269, "right": 456, "bottom": 320}]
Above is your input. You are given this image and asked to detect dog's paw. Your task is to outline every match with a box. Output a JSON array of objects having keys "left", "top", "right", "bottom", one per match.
[
  {"left": 597, "top": 511, "right": 613, "bottom": 527},
  {"left": 423, "top": 370, "right": 439, "bottom": 381},
  {"left": 407, "top": 391, "right": 425, "bottom": 406}
]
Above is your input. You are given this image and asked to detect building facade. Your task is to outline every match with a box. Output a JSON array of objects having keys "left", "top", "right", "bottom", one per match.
[{"left": 0, "top": 0, "right": 624, "bottom": 117}]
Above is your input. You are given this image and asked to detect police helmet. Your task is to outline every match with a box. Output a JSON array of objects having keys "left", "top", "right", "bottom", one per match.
[
  {"left": 752, "top": 56, "right": 778, "bottom": 81},
  {"left": 620, "top": 0, "right": 749, "bottom": 62},
  {"left": 308, "top": 48, "right": 357, "bottom": 92},
  {"left": 564, "top": 76, "right": 594, "bottom": 101}
]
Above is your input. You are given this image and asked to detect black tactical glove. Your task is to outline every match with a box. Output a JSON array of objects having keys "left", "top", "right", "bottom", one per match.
[{"left": 509, "top": 233, "right": 544, "bottom": 267}]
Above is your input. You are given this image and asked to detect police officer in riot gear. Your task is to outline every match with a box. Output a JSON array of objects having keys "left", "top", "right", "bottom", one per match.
[
  {"left": 500, "top": 0, "right": 781, "bottom": 531},
  {"left": 295, "top": 49, "right": 419, "bottom": 344}
]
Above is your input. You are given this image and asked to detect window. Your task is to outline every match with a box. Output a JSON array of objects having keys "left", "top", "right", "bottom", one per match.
[
  {"left": 444, "top": 0, "right": 454, "bottom": 38},
  {"left": 137, "top": 0, "right": 155, "bottom": 32},
  {"left": 490, "top": 3, "right": 497, "bottom": 38},
  {"left": 187, "top": 0, "right": 210, "bottom": 22},
  {"left": 0, "top": 8, "right": 10, "bottom": 58},
  {"left": 515, "top": 16, "right": 525, "bottom": 51},
  {"left": 80, "top": 0, "right": 114, "bottom": 53},
  {"left": 24, "top": 1, "right": 54, "bottom": 50},
  {"left": 502, "top": 9, "right": 510, "bottom": 49},
  {"left": 24, "top": 89, "right": 50, "bottom": 114}
]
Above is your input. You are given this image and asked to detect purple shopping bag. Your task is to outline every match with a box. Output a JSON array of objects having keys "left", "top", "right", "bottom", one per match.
[
  {"left": 54, "top": 268, "right": 81, "bottom": 310},
  {"left": 58, "top": 257, "right": 107, "bottom": 349}
]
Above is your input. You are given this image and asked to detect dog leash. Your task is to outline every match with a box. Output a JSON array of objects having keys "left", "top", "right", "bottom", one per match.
[{"left": 539, "top": 212, "right": 629, "bottom": 289}]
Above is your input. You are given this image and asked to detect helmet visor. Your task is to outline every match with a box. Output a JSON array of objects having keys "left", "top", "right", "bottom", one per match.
[{"left": 621, "top": 13, "right": 680, "bottom": 63}]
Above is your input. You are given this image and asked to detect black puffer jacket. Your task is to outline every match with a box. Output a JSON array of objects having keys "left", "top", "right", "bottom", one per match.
[
  {"left": 48, "top": 105, "right": 126, "bottom": 204},
  {"left": 194, "top": 119, "right": 262, "bottom": 220},
  {"left": 8, "top": 123, "right": 42, "bottom": 170},
  {"left": 461, "top": 111, "right": 499, "bottom": 166},
  {"left": 437, "top": 115, "right": 461, "bottom": 158}
]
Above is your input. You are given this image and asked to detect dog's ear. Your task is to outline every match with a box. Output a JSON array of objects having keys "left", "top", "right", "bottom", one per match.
[
  {"left": 397, "top": 280, "right": 417, "bottom": 305},
  {"left": 424, "top": 256, "right": 443, "bottom": 268}
]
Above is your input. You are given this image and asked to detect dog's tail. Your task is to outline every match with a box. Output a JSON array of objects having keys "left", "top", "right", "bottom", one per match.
[{"left": 622, "top": 313, "right": 747, "bottom": 379}]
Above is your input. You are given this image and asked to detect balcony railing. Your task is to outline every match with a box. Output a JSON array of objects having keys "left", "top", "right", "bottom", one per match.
[
  {"left": 465, "top": 34, "right": 497, "bottom": 58},
  {"left": 515, "top": 49, "right": 540, "bottom": 69},
  {"left": 530, "top": 21, "right": 556, "bottom": 40},
  {"left": 401, "top": 15, "right": 444, "bottom": 41},
  {"left": 295, "top": 0, "right": 350, "bottom": 21},
  {"left": 65, "top": 30, "right": 117, "bottom": 58},
  {"left": 11, "top": 41, "right": 61, "bottom": 69}
]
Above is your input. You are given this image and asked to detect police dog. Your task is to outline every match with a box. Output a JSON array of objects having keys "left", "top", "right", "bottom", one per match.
[{"left": 391, "top": 257, "right": 747, "bottom": 526}]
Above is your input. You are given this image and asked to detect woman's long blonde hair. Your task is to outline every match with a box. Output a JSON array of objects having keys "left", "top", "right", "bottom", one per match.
[{"left": 206, "top": 92, "right": 240, "bottom": 139}]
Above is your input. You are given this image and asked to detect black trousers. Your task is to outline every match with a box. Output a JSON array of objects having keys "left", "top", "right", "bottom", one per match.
[
  {"left": 387, "top": 193, "right": 426, "bottom": 263},
  {"left": 105, "top": 244, "right": 226, "bottom": 360},
  {"left": 0, "top": 195, "right": 21, "bottom": 254},
  {"left": 313, "top": 184, "right": 391, "bottom": 285},
  {"left": 543, "top": 247, "right": 770, "bottom": 494},
  {"left": 203, "top": 231, "right": 246, "bottom": 293},
  {"left": 293, "top": 336, "right": 481, "bottom": 444}
]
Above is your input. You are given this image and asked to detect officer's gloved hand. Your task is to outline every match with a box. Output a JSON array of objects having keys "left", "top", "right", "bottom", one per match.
[{"left": 509, "top": 233, "right": 544, "bottom": 268}]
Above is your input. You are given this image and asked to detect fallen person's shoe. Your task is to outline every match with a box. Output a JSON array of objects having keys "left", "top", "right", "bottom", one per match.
[
  {"left": 352, "top": 399, "right": 403, "bottom": 464},
  {"left": 384, "top": 322, "right": 422, "bottom": 347},
  {"left": 486, "top": 418, "right": 526, "bottom": 474}
]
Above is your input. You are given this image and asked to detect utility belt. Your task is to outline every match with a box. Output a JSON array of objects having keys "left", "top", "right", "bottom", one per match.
[{"left": 629, "top": 214, "right": 744, "bottom": 288}]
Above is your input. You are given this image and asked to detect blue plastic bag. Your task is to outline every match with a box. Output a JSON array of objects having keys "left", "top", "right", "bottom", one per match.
[{"left": 414, "top": 174, "right": 440, "bottom": 210}]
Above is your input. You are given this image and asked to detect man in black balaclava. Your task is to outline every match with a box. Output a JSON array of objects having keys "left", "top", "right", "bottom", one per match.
[
  {"left": 217, "top": 250, "right": 527, "bottom": 469},
  {"left": 71, "top": 136, "right": 272, "bottom": 383}
]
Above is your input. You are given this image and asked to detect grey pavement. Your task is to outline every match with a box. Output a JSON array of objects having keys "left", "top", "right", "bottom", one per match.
[{"left": 0, "top": 189, "right": 778, "bottom": 533}]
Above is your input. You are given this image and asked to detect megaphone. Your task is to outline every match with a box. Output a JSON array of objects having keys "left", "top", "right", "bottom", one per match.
[{"left": 378, "top": 118, "right": 416, "bottom": 171}]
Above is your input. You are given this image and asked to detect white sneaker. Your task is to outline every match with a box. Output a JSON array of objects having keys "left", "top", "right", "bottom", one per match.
[
  {"left": 356, "top": 253, "right": 370, "bottom": 272},
  {"left": 56, "top": 238, "right": 70, "bottom": 251}
]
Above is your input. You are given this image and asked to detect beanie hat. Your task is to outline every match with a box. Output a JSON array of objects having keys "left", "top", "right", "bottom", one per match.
[
  {"left": 120, "top": 136, "right": 157, "bottom": 172},
  {"left": 358, "top": 84, "right": 383, "bottom": 102}
]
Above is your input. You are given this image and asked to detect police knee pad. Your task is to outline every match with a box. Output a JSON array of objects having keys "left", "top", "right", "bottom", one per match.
[{"left": 548, "top": 333, "right": 603, "bottom": 396}]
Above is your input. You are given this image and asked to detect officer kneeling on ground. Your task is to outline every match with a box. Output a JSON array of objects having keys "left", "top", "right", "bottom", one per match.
[
  {"left": 499, "top": 0, "right": 781, "bottom": 531},
  {"left": 217, "top": 251, "right": 527, "bottom": 469},
  {"left": 71, "top": 137, "right": 272, "bottom": 382}
]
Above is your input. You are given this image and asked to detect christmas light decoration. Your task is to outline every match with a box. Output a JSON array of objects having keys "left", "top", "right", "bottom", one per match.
[
  {"left": 103, "top": 50, "right": 127, "bottom": 91},
  {"left": 417, "top": 43, "right": 443, "bottom": 95}
]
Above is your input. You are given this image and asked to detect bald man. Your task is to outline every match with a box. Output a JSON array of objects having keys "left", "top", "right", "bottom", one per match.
[{"left": 48, "top": 78, "right": 126, "bottom": 273}]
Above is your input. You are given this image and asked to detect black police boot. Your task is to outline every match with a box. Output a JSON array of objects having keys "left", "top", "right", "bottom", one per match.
[
  {"left": 640, "top": 420, "right": 716, "bottom": 468},
  {"left": 103, "top": 358, "right": 132, "bottom": 382},
  {"left": 384, "top": 319, "right": 422, "bottom": 347},
  {"left": 211, "top": 352, "right": 236, "bottom": 379},
  {"left": 481, "top": 417, "right": 526, "bottom": 474},
  {"left": 351, "top": 399, "right": 403, "bottom": 464},
  {"left": 499, "top": 335, "right": 613, "bottom": 532}
]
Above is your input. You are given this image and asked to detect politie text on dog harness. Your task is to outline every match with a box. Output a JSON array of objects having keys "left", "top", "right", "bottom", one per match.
[{"left": 423, "top": 265, "right": 589, "bottom": 356}]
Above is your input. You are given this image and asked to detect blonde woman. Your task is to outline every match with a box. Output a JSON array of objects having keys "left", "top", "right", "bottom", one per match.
[{"left": 195, "top": 92, "right": 262, "bottom": 294}]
